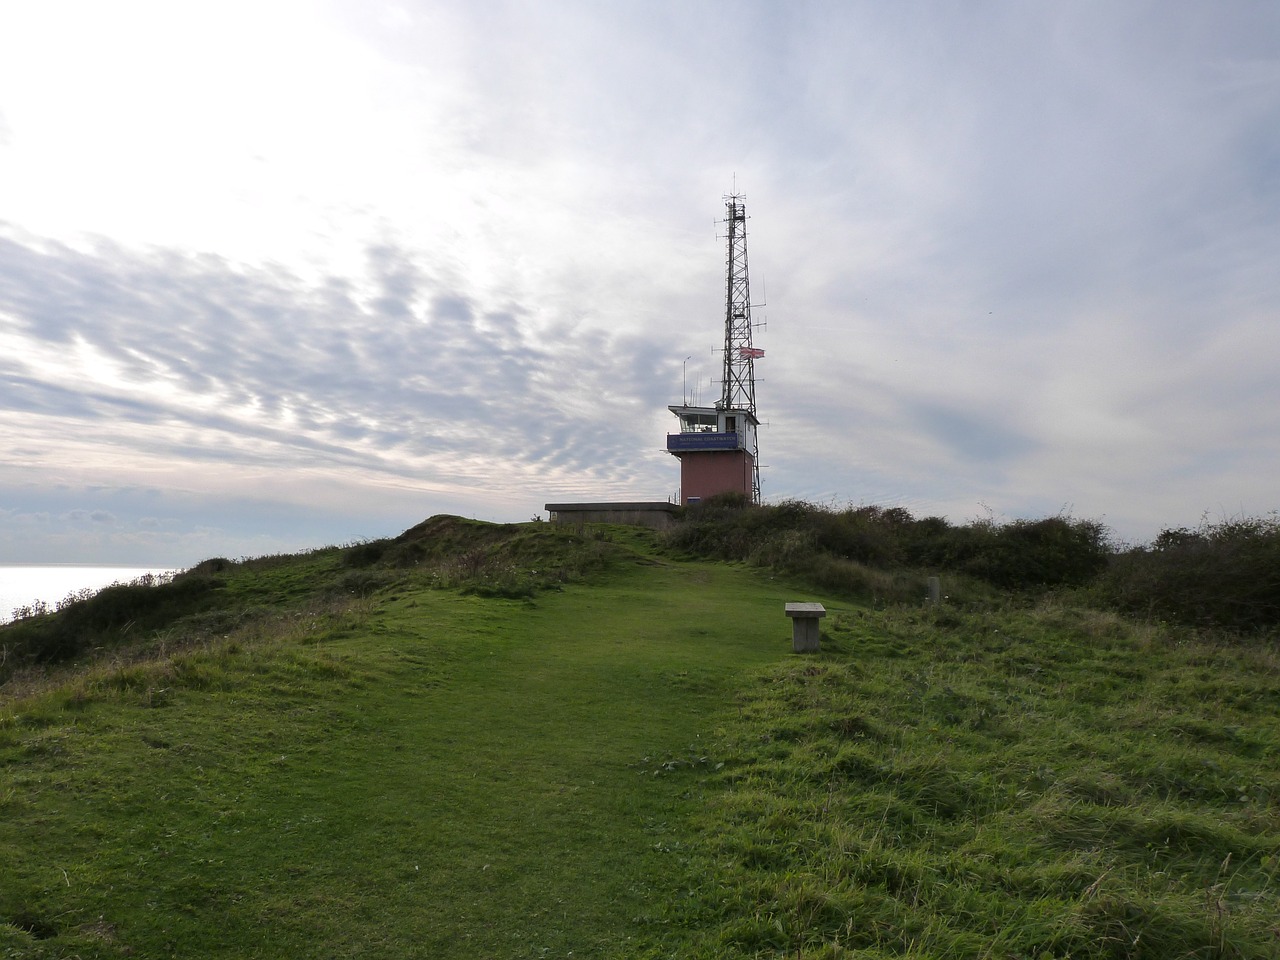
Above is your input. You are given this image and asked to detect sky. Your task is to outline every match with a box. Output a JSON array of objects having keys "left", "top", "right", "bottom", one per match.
[{"left": 1, "top": 0, "right": 1279, "bottom": 566}]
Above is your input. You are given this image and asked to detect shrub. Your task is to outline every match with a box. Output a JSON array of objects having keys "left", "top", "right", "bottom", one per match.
[
  {"left": 0, "top": 575, "right": 224, "bottom": 678},
  {"left": 189, "top": 557, "right": 233, "bottom": 575},
  {"left": 342, "top": 540, "right": 390, "bottom": 568},
  {"left": 811, "top": 505, "right": 909, "bottom": 568},
  {"left": 667, "top": 498, "right": 1112, "bottom": 596},
  {"left": 963, "top": 516, "right": 1112, "bottom": 590},
  {"left": 1101, "top": 515, "right": 1280, "bottom": 630}
]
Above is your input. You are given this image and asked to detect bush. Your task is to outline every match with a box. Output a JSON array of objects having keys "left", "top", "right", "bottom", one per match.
[
  {"left": 189, "top": 557, "right": 233, "bottom": 575},
  {"left": 1, "top": 575, "right": 224, "bottom": 678},
  {"left": 963, "top": 517, "right": 1112, "bottom": 590},
  {"left": 1101, "top": 515, "right": 1280, "bottom": 630},
  {"left": 667, "top": 498, "right": 1112, "bottom": 597},
  {"left": 342, "top": 540, "right": 390, "bottom": 568},
  {"left": 811, "top": 506, "right": 910, "bottom": 568}
]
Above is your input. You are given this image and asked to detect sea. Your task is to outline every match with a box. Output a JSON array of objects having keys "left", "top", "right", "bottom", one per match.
[{"left": 0, "top": 564, "right": 183, "bottom": 624}]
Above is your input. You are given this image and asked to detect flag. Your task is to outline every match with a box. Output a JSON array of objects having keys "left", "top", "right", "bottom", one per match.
[{"left": 738, "top": 347, "right": 765, "bottom": 359}]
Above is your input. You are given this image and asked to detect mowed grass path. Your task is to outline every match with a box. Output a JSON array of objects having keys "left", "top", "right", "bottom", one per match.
[{"left": 2, "top": 557, "right": 807, "bottom": 958}]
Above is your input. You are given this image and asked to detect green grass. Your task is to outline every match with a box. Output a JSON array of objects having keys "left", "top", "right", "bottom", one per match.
[
  {"left": 1, "top": 533, "right": 797, "bottom": 958},
  {"left": 678, "top": 605, "right": 1280, "bottom": 958},
  {"left": 3, "top": 520, "right": 1279, "bottom": 958}
]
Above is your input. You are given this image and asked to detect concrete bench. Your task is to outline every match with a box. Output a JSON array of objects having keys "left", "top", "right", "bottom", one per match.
[{"left": 785, "top": 602, "right": 826, "bottom": 653}]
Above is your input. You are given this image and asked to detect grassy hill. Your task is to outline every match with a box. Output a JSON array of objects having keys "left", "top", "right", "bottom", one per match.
[{"left": 3, "top": 514, "right": 1278, "bottom": 958}]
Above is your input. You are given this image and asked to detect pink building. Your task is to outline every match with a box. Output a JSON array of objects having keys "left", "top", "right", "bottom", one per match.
[{"left": 666, "top": 403, "right": 759, "bottom": 504}]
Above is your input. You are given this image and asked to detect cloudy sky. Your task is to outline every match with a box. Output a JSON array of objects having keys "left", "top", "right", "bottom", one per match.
[{"left": 1, "top": 1, "right": 1278, "bottom": 565}]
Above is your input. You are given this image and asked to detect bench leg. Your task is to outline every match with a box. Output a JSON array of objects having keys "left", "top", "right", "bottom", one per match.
[{"left": 792, "top": 617, "right": 821, "bottom": 653}]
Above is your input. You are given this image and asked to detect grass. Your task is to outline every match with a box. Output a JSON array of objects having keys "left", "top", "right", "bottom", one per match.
[
  {"left": 1, "top": 527, "right": 795, "bottom": 958},
  {"left": 676, "top": 604, "right": 1280, "bottom": 958},
  {"left": 3, "top": 518, "right": 1279, "bottom": 958}
]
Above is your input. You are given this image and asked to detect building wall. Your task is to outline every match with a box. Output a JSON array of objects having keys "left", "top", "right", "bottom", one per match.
[
  {"left": 679, "top": 450, "right": 754, "bottom": 503},
  {"left": 544, "top": 502, "right": 678, "bottom": 530}
]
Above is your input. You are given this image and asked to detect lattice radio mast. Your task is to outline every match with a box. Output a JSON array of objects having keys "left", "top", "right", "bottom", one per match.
[
  {"left": 719, "top": 194, "right": 762, "bottom": 500},
  {"left": 720, "top": 195, "right": 758, "bottom": 414}
]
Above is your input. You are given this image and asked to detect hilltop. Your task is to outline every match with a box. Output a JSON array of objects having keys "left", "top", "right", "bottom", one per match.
[{"left": 2, "top": 509, "right": 1279, "bottom": 958}]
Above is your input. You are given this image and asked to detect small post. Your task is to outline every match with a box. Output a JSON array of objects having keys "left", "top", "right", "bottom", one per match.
[
  {"left": 784, "top": 602, "right": 827, "bottom": 653},
  {"left": 927, "top": 576, "right": 941, "bottom": 606}
]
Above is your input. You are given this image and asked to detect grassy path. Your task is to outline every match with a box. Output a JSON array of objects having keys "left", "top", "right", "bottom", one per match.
[{"left": 2, "top": 557, "right": 805, "bottom": 958}]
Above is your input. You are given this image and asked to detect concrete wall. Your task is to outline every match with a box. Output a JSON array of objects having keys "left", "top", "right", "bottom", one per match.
[{"left": 543, "top": 502, "right": 679, "bottom": 530}]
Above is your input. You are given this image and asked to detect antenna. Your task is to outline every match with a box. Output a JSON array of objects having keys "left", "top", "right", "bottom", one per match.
[
  {"left": 720, "top": 195, "right": 753, "bottom": 412},
  {"left": 719, "top": 192, "right": 762, "bottom": 500}
]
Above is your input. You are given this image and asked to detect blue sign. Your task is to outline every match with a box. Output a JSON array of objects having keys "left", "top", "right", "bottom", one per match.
[{"left": 666, "top": 431, "right": 740, "bottom": 452}]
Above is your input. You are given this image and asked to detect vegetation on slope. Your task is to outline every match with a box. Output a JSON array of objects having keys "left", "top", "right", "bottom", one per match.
[
  {"left": 672, "top": 606, "right": 1280, "bottom": 958},
  {"left": 3, "top": 510, "right": 1279, "bottom": 958},
  {"left": 3, "top": 519, "right": 765, "bottom": 958},
  {"left": 1098, "top": 514, "right": 1280, "bottom": 631},
  {"left": 667, "top": 494, "right": 1280, "bottom": 634},
  {"left": 0, "top": 516, "right": 627, "bottom": 685},
  {"left": 665, "top": 495, "right": 1111, "bottom": 604}
]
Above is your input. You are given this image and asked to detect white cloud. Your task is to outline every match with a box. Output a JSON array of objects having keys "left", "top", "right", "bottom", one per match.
[{"left": 1, "top": 0, "right": 1279, "bottom": 560}]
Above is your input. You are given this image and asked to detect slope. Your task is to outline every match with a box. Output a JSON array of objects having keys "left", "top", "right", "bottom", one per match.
[{"left": 1, "top": 529, "right": 803, "bottom": 958}]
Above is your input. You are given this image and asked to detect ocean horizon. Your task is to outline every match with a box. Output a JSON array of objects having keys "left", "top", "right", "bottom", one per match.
[{"left": 0, "top": 564, "right": 182, "bottom": 624}]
